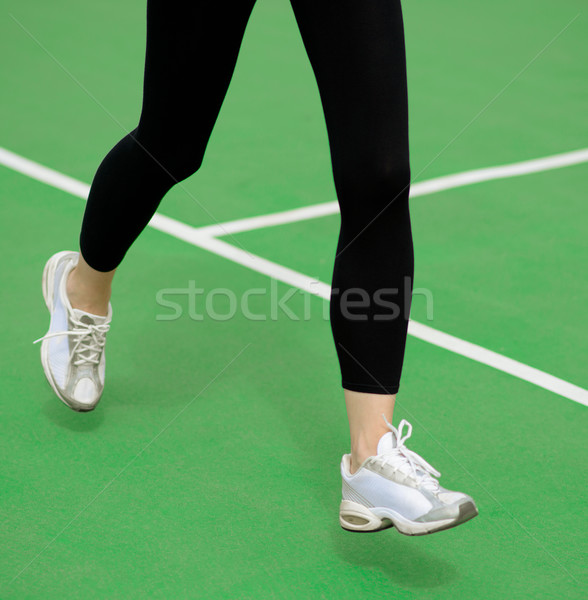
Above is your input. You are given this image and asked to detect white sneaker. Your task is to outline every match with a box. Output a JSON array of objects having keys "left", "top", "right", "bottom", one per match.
[
  {"left": 34, "top": 251, "right": 112, "bottom": 412},
  {"left": 340, "top": 418, "right": 478, "bottom": 535}
]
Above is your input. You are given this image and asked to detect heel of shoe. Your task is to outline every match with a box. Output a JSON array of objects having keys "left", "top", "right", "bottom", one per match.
[
  {"left": 339, "top": 500, "right": 391, "bottom": 532},
  {"left": 42, "top": 250, "right": 76, "bottom": 311},
  {"left": 41, "top": 255, "right": 56, "bottom": 311}
]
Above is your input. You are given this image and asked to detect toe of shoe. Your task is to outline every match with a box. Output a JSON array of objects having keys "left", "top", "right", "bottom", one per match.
[
  {"left": 68, "top": 377, "right": 102, "bottom": 411},
  {"left": 416, "top": 494, "right": 478, "bottom": 524}
]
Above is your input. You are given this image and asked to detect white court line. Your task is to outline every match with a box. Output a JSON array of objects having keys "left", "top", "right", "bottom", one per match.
[
  {"left": 1, "top": 145, "right": 587, "bottom": 407},
  {"left": 0, "top": 147, "right": 91, "bottom": 199},
  {"left": 149, "top": 213, "right": 328, "bottom": 296},
  {"left": 193, "top": 148, "right": 588, "bottom": 236}
]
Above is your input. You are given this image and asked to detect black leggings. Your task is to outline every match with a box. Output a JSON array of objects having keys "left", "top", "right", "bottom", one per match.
[{"left": 80, "top": 0, "right": 413, "bottom": 395}]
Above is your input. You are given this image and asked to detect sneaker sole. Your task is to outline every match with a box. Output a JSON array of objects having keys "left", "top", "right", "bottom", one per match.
[
  {"left": 39, "top": 251, "right": 97, "bottom": 412},
  {"left": 339, "top": 499, "right": 478, "bottom": 536}
]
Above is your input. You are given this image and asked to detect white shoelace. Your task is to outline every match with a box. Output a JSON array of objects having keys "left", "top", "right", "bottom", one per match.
[
  {"left": 373, "top": 416, "right": 441, "bottom": 491},
  {"left": 34, "top": 316, "right": 110, "bottom": 367}
]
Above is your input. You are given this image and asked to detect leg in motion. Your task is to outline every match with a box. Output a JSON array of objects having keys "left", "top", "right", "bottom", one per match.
[
  {"left": 37, "top": 0, "right": 257, "bottom": 410},
  {"left": 80, "top": 0, "right": 258, "bottom": 273},
  {"left": 291, "top": 0, "right": 412, "bottom": 465},
  {"left": 290, "top": 0, "right": 478, "bottom": 534}
]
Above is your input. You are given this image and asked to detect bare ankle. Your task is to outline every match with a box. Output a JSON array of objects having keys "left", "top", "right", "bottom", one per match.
[
  {"left": 350, "top": 442, "right": 379, "bottom": 474},
  {"left": 66, "top": 267, "right": 111, "bottom": 316},
  {"left": 344, "top": 389, "right": 395, "bottom": 475}
]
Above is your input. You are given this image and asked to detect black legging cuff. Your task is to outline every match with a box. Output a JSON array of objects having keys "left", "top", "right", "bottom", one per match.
[{"left": 342, "top": 380, "right": 400, "bottom": 395}]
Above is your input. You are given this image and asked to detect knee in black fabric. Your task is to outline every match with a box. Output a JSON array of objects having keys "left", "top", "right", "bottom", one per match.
[
  {"left": 334, "top": 158, "right": 411, "bottom": 229},
  {"left": 79, "top": 128, "right": 206, "bottom": 272},
  {"left": 133, "top": 130, "right": 205, "bottom": 186}
]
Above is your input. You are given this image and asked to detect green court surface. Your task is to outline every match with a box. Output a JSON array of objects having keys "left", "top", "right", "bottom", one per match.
[{"left": 1, "top": 0, "right": 587, "bottom": 598}]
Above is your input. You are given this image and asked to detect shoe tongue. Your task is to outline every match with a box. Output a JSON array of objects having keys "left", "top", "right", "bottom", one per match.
[
  {"left": 72, "top": 308, "right": 109, "bottom": 326},
  {"left": 376, "top": 431, "right": 397, "bottom": 455}
]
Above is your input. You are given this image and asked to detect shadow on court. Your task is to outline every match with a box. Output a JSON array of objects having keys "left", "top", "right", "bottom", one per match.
[
  {"left": 331, "top": 525, "right": 459, "bottom": 588},
  {"left": 42, "top": 399, "right": 105, "bottom": 432}
]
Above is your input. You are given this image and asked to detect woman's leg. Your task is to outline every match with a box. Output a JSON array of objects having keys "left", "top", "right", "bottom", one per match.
[
  {"left": 70, "top": 0, "right": 258, "bottom": 307},
  {"left": 39, "top": 0, "right": 258, "bottom": 411},
  {"left": 290, "top": 1, "right": 478, "bottom": 534},
  {"left": 289, "top": 0, "right": 412, "bottom": 470}
]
